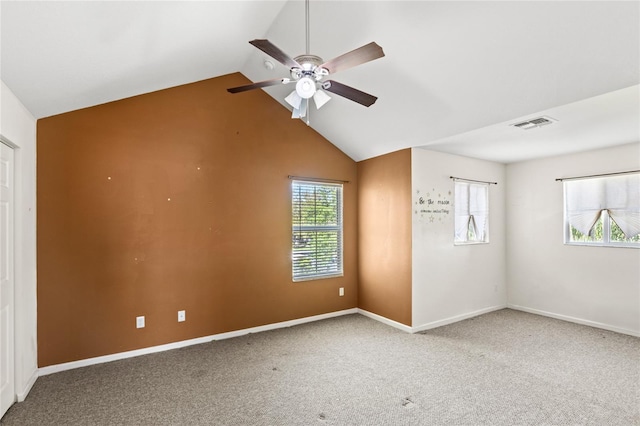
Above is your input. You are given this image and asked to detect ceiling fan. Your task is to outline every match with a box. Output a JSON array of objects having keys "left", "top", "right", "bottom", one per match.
[{"left": 226, "top": 0, "right": 385, "bottom": 122}]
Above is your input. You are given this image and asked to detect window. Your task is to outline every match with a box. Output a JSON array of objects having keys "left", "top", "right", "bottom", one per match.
[
  {"left": 454, "top": 180, "right": 489, "bottom": 244},
  {"left": 564, "top": 173, "right": 640, "bottom": 247},
  {"left": 292, "top": 180, "right": 343, "bottom": 281}
]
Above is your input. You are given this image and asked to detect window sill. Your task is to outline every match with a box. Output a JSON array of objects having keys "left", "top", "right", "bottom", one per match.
[
  {"left": 564, "top": 242, "right": 639, "bottom": 249},
  {"left": 293, "top": 273, "right": 344, "bottom": 283}
]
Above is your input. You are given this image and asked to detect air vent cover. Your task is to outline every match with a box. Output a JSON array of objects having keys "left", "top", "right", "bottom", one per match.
[{"left": 511, "top": 116, "right": 556, "bottom": 130}]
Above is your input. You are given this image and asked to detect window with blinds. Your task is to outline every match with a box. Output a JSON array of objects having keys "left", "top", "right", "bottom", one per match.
[
  {"left": 292, "top": 181, "right": 343, "bottom": 281},
  {"left": 564, "top": 173, "right": 640, "bottom": 247},
  {"left": 454, "top": 180, "right": 489, "bottom": 244}
]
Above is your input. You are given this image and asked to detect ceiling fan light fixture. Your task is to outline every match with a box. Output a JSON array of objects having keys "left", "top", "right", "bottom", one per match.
[
  {"left": 299, "top": 99, "right": 308, "bottom": 117},
  {"left": 295, "top": 77, "right": 316, "bottom": 99},
  {"left": 225, "top": 0, "right": 385, "bottom": 123},
  {"left": 285, "top": 90, "right": 302, "bottom": 109},
  {"left": 313, "top": 90, "right": 331, "bottom": 109},
  {"left": 292, "top": 99, "right": 308, "bottom": 119}
]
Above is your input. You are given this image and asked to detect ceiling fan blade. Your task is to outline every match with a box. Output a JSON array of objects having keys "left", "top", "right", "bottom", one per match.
[
  {"left": 227, "top": 78, "right": 290, "bottom": 94},
  {"left": 249, "top": 39, "right": 301, "bottom": 69},
  {"left": 322, "top": 80, "right": 378, "bottom": 107},
  {"left": 319, "top": 42, "right": 385, "bottom": 74}
]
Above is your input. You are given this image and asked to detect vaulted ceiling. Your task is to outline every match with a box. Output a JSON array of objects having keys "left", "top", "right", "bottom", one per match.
[{"left": 2, "top": 1, "right": 638, "bottom": 163}]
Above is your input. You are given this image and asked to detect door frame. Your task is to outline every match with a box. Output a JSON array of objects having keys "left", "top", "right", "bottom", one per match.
[{"left": 0, "top": 136, "right": 16, "bottom": 418}]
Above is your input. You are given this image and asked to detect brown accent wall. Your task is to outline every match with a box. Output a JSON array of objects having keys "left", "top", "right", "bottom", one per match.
[
  {"left": 357, "top": 149, "right": 412, "bottom": 326},
  {"left": 37, "top": 73, "right": 358, "bottom": 367}
]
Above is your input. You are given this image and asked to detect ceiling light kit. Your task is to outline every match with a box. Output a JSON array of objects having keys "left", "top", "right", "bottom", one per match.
[{"left": 227, "top": 0, "right": 385, "bottom": 125}]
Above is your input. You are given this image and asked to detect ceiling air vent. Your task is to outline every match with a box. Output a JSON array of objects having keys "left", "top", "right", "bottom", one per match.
[{"left": 511, "top": 116, "right": 556, "bottom": 130}]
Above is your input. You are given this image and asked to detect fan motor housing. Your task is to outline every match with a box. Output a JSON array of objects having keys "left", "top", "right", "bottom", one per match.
[
  {"left": 291, "top": 54, "right": 326, "bottom": 81},
  {"left": 294, "top": 54, "right": 323, "bottom": 67}
]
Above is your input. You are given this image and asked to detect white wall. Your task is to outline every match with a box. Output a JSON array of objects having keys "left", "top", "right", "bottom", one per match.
[
  {"left": 506, "top": 143, "right": 640, "bottom": 336},
  {"left": 412, "top": 148, "right": 507, "bottom": 330},
  {"left": 0, "top": 81, "right": 38, "bottom": 400}
]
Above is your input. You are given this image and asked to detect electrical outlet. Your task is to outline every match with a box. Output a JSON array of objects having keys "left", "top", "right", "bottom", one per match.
[
  {"left": 178, "top": 310, "right": 186, "bottom": 322},
  {"left": 339, "top": 287, "right": 344, "bottom": 297},
  {"left": 136, "top": 316, "right": 145, "bottom": 328}
]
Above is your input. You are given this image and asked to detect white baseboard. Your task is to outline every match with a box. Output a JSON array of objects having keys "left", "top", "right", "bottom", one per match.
[
  {"left": 508, "top": 304, "right": 640, "bottom": 337},
  {"left": 356, "top": 309, "right": 413, "bottom": 333},
  {"left": 39, "top": 304, "right": 635, "bottom": 380},
  {"left": 412, "top": 304, "right": 507, "bottom": 333},
  {"left": 39, "top": 308, "right": 359, "bottom": 376},
  {"left": 16, "top": 368, "right": 38, "bottom": 402}
]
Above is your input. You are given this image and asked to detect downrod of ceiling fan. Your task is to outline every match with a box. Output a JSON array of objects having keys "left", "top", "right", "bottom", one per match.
[{"left": 305, "top": 0, "right": 310, "bottom": 55}]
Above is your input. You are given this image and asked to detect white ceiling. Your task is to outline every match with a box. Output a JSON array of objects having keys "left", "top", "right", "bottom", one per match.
[{"left": 1, "top": 1, "right": 638, "bottom": 164}]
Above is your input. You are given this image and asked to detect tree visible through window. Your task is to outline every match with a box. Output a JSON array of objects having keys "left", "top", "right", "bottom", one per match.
[{"left": 292, "top": 181, "right": 343, "bottom": 281}]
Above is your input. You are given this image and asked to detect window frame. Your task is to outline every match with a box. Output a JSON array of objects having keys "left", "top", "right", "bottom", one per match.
[
  {"left": 291, "top": 180, "right": 344, "bottom": 282},
  {"left": 454, "top": 180, "right": 490, "bottom": 245},
  {"left": 563, "top": 175, "right": 640, "bottom": 248}
]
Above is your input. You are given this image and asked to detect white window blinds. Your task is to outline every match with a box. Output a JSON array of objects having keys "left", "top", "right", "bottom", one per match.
[
  {"left": 454, "top": 181, "right": 489, "bottom": 243},
  {"left": 292, "top": 181, "right": 343, "bottom": 281},
  {"left": 565, "top": 173, "right": 640, "bottom": 239}
]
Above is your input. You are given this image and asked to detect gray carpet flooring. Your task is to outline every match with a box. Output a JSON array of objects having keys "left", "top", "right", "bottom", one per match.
[{"left": 1, "top": 309, "right": 639, "bottom": 425}]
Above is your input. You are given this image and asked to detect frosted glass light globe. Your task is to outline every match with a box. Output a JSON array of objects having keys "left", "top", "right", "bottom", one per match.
[{"left": 296, "top": 77, "right": 316, "bottom": 99}]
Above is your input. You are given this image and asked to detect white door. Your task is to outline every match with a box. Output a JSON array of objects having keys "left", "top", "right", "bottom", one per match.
[{"left": 0, "top": 141, "right": 15, "bottom": 418}]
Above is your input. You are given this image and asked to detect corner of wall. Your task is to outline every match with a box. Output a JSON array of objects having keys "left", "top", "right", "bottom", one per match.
[
  {"left": 411, "top": 148, "right": 507, "bottom": 328},
  {"left": 505, "top": 143, "right": 640, "bottom": 335},
  {"left": 357, "top": 148, "right": 412, "bottom": 326}
]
